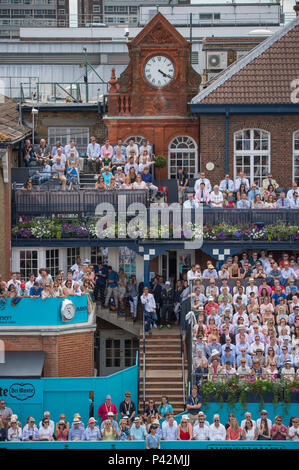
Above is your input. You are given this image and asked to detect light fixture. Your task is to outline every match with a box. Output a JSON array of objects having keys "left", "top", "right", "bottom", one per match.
[{"left": 248, "top": 29, "right": 274, "bottom": 36}]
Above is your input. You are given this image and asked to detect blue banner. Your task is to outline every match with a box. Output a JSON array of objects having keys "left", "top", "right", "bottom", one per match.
[
  {"left": 0, "top": 379, "right": 43, "bottom": 404},
  {"left": 0, "top": 296, "right": 89, "bottom": 326}
]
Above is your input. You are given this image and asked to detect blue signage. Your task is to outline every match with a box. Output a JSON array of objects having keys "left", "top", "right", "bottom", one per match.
[
  {"left": 9, "top": 383, "right": 36, "bottom": 401},
  {"left": 0, "top": 296, "right": 89, "bottom": 326},
  {"left": 0, "top": 379, "right": 42, "bottom": 404}
]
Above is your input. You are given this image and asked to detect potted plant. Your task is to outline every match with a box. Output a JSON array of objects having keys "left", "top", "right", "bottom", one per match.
[{"left": 154, "top": 154, "right": 167, "bottom": 186}]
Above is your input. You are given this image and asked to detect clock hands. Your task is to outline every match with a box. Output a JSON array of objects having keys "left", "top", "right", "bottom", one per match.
[{"left": 158, "top": 69, "right": 173, "bottom": 80}]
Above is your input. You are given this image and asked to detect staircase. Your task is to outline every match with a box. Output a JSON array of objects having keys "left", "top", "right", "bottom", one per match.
[
  {"left": 95, "top": 302, "right": 140, "bottom": 336},
  {"left": 79, "top": 172, "right": 97, "bottom": 190},
  {"left": 139, "top": 326, "right": 188, "bottom": 416}
]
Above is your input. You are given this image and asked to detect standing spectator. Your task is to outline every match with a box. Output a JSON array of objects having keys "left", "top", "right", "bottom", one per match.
[
  {"left": 119, "top": 391, "right": 136, "bottom": 423},
  {"left": 140, "top": 286, "right": 157, "bottom": 334},
  {"left": 97, "top": 395, "right": 118, "bottom": 423},
  {"left": 177, "top": 167, "right": 189, "bottom": 205},
  {"left": 186, "top": 385, "right": 202, "bottom": 426},
  {"left": 158, "top": 396, "right": 173, "bottom": 419},
  {"left": 0, "top": 399, "right": 13, "bottom": 424},
  {"left": 104, "top": 266, "right": 119, "bottom": 310},
  {"left": 194, "top": 172, "right": 212, "bottom": 193},
  {"left": 126, "top": 276, "right": 138, "bottom": 321},
  {"left": 94, "top": 261, "right": 107, "bottom": 305},
  {"left": 87, "top": 136, "right": 101, "bottom": 174},
  {"left": 160, "top": 281, "right": 174, "bottom": 329}
]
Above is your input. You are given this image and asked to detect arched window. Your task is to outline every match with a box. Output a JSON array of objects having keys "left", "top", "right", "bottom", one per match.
[
  {"left": 168, "top": 135, "right": 198, "bottom": 179},
  {"left": 293, "top": 131, "right": 299, "bottom": 185},
  {"left": 234, "top": 129, "right": 270, "bottom": 187},
  {"left": 123, "top": 135, "right": 147, "bottom": 147}
]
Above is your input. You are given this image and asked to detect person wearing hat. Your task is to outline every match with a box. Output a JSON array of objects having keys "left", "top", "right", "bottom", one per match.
[
  {"left": 22, "top": 417, "right": 39, "bottom": 441},
  {"left": 84, "top": 417, "right": 101, "bottom": 441},
  {"left": 7, "top": 416, "right": 22, "bottom": 441},
  {"left": 193, "top": 412, "right": 210, "bottom": 440},
  {"left": 146, "top": 424, "right": 160, "bottom": 449},
  {"left": 202, "top": 265, "right": 218, "bottom": 279},
  {"left": 119, "top": 391, "right": 136, "bottom": 423},
  {"left": 129, "top": 417, "right": 147, "bottom": 441},
  {"left": 177, "top": 415, "right": 193, "bottom": 440},
  {"left": 100, "top": 411, "right": 120, "bottom": 433},
  {"left": 208, "top": 355, "right": 223, "bottom": 379},
  {"left": 97, "top": 395, "right": 118, "bottom": 423},
  {"left": 280, "top": 360, "right": 296, "bottom": 380},
  {"left": 68, "top": 418, "right": 85, "bottom": 441},
  {"left": 160, "top": 281, "right": 174, "bottom": 329},
  {"left": 186, "top": 386, "right": 202, "bottom": 426}
]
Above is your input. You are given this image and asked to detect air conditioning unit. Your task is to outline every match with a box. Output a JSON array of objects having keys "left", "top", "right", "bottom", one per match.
[
  {"left": 236, "top": 51, "right": 248, "bottom": 60},
  {"left": 207, "top": 51, "right": 228, "bottom": 70}
]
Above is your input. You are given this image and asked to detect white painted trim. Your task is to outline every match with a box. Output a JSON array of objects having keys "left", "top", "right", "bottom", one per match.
[
  {"left": 192, "top": 16, "right": 299, "bottom": 104},
  {"left": 168, "top": 134, "right": 198, "bottom": 179}
]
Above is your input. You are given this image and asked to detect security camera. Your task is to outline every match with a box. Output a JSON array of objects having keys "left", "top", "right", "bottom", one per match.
[{"left": 31, "top": 108, "right": 39, "bottom": 115}]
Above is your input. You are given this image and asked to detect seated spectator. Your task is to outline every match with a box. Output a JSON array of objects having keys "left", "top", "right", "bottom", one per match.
[
  {"left": 22, "top": 417, "right": 39, "bottom": 441},
  {"left": 219, "top": 174, "right": 234, "bottom": 197},
  {"left": 237, "top": 193, "right": 251, "bottom": 208},
  {"left": 68, "top": 418, "right": 85, "bottom": 441},
  {"left": 158, "top": 396, "right": 173, "bottom": 419},
  {"left": 84, "top": 417, "right": 101, "bottom": 441},
  {"left": 34, "top": 138, "right": 51, "bottom": 165},
  {"left": 209, "top": 414, "right": 226, "bottom": 441},
  {"left": 251, "top": 193, "right": 265, "bottom": 209},
  {"left": 29, "top": 281, "right": 43, "bottom": 298},
  {"left": 281, "top": 361, "right": 295, "bottom": 380},
  {"left": 112, "top": 148, "right": 126, "bottom": 174},
  {"left": 288, "top": 417, "right": 299, "bottom": 441},
  {"left": 23, "top": 139, "right": 36, "bottom": 167},
  {"left": 290, "top": 192, "right": 299, "bottom": 208},
  {"left": 102, "top": 166, "right": 113, "bottom": 186},
  {"left": 132, "top": 173, "right": 147, "bottom": 190},
  {"left": 66, "top": 161, "right": 80, "bottom": 190},
  {"left": 194, "top": 172, "right": 212, "bottom": 193},
  {"left": 177, "top": 416, "right": 193, "bottom": 440},
  {"left": 55, "top": 420, "right": 69, "bottom": 441},
  {"left": 126, "top": 139, "right": 139, "bottom": 160},
  {"left": 21, "top": 177, "right": 33, "bottom": 191},
  {"left": 129, "top": 417, "right": 147, "bottom": 441},
  {"left": 184, "top": 193, "right": 199, "bottom": 209},
  {"left": 113, "top": 138, "right": 126, "bottom": 159},
  {"left": 114, "top": 167, "right": 125, "bottom": 187},
  {"left": 141, "top": 167, "right": 158, "bottom": 200},
  {"left": 118, "top": 417, "right": 131, "bottom": 441},
  {"left": 52, "top": 147, "right": 66, "bottom": 165},
  {"left": 52, "top": 156, "right": 67, "bottom": 191},
  {"left": 139, "top": 139, "right": 152, "bottom": 157},
  {"left": 63, "top": 280, "right": 75, "bottom": 297},
  {"left": 124, "top": 156, "right": 138, "bottom": 175},
  {"left": 144, "top": 400, "right": 158, "bottom": 421},
  {"left": 128, "top": 167, "right": 137, "bottom": 184},
  {"left": 226, "top": 417, "right": 242, "bottom": 440},
  {"left": 31, "top": 160, "right": 52, "bottom": 186},
  {"left": 276, "top": 192, "right": 291, "bottom": 208},
  {"left": 95, "top": 175, "right": 106, "bottom": 190},
  {"left": 271, "top": 416, "right": 288, "bottom": 440},
  {"left": 39, "top": 417, "right": 54, "bottom": 441},
  {"left": 7, "top": 416, "right": 22, "bottom": 441},
  {"left": 107, "top": 175, "right": 118, "bottom": 190},
  {"left": 195, "top": 182, "right": 210, "bottom": 205},
  {"left": 51, "top": 140, "right": 64, "bottom": 157},
  {"left": 202, "top": 265, "right": 218, "bottom": 279},
  {"left": 236, "top": 183, "right": 248, "bottom": 201},
  {"left": 248, "top": 183, "right": 262, "bottom": 203},
  {"left": 210, "top": 185, "right": 223, "bottom": 207}
]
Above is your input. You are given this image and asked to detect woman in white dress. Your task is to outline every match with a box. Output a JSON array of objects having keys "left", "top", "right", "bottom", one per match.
[{"left": 242, "top": 420, "right": 258, "bottom": 441}]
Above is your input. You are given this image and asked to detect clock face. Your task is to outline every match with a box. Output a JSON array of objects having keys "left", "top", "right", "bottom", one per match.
[
  {"left": 62, "top": 300, "right": 75, "bottom": 321},
  {"left": 144, "top": 55, "right": 175, "bottom": 87}
]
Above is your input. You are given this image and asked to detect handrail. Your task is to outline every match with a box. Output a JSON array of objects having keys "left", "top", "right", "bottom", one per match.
[
  {"left": 142, "top": 305, "right": 146, "bottom": 414},
  {"left": 180, "top": 331, "right": 186, "bottom": 411}
]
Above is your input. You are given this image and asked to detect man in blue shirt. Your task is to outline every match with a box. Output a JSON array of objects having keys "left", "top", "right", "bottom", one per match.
[
  {"left": 129, "top": 417, "right": 147, "bottom": 441},
  {"left": 141, "top": 167, "right": 158, "bottom": 200},
  {"left": 272, "top": 286, "right": 287, "bottom": 306},
  {"left": 87, "top": 136, "right": 101, "bottom": 174},
  {"left": 29, "top": 281, "right": 43, "bottom": 298},
  {"left": 247, "top": 183, "right": 262, "bottom": 203},
  {"left": 186, "top": 385, "right": 202, "bottom": 426},
  {"left": 68, "top": 418, "right": 85, "bottom": 441},
  {"left": 104, "top": 266, "right": 119, "bottom": 310}
]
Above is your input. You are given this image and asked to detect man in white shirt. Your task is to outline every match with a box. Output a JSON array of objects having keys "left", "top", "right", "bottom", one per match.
[
  {"left": 290, "top": 192, "right": 299, "bottom": 208},
  {"left": 183, "top": 193, "right": 199, "bottom": 209},
  {"left": 194, "top": 172, "right": 212, "bottom": 193},
  {"left": 245, "top": 279, "right": 258, "bottom": 298},
  {"left": 287, "top": 182, "right": 299, "bottom": 202},
  {"left": 240, "top": 412, "right": 256, "bottom": 430},
  {"left": 52, "top": 147, "right": 66, "bottom": 165},
  {"left": 219, "top": 174, "right": 235, "bottom": 196},
  {"left": 234, "top": 171, "right": 250, "bottom": 192},
  {"left": 162, "top": 415, "right": 178, "bottom": 440},
  {"left": 249, "top": 336, "right": 265, "bottom": 354},
  {"left": 126, "top": 139, "right": 139, "bottom": 159},
  {"left": 187, "top": 265, "right": 197, "bottom": 282},
  {"left": 124, "top": 156, "right": 138, "bottom": 175},
  {"left": 281, "top": 262, "right": 298, "bottom": 280},
  {"left": 7, "top": 273, "right": 21, "bottom": 289},
  {"left": 209, "top": 415, "right": 226, "bottom": 441},
  {"left": 87, "top": 136, "right": 101, "bottom": 174},
  {"left": 193, "top": 414, "right": 210, "bottom": 440}
]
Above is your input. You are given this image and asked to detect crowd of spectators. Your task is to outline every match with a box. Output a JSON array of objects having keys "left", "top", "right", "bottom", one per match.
[
  {"left": 0, "top": 397, "right": 297, "bottom": 444},
  {"left": 182, "top": 171, "right": 299, "bottom": 209},
  {"left": 22, "top": 137, "right": 158, "bottom": 198}
]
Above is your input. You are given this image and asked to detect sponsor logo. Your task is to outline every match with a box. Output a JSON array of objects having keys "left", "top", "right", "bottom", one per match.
[{"left": 9, "top": 383, "right": 35, "bottom": 401}]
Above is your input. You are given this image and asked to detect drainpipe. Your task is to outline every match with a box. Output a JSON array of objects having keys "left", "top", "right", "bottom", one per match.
[
  {"left": 198, "top": 115, "right": 200, "bottom": 172},
  {"left": 225, "top": 110, "right": 229, "bottom": 174}
]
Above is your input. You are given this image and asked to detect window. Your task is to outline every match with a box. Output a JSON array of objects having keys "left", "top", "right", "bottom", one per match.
[
  {"left": 90, "top": 247, "right": 108, "bottom": 266},
  {"left": 293, "top": 131, "right": 299, "bottom": 185},
  {"left": 119, "top": 247, "right": 136, "bottom": 279},
  {"left": 19, "top": 250, "right": 38, "bottom": 280},
  {"left": 58, "top": 8, "right": 65, "bottom": 14},
  {"left": 93, "top": 5, "right": 100, "bottom": 13},
  {"left": 123, "top": 135, "right": 146, "bottom": 147},
  {"left": 168, "top": 135, "right": 198, "bottom": 179},
  {"left": 234, "top": 129, "right": 270, "bottom": 187},
  {"left": 48, "top": 127, "right": 89, "bottom": 154},
  {"left": 46, "top": 249, "right": 60, "bottom": 278},
  {"left": 67, "top": 247, "right": 80, "bottom": 270}
]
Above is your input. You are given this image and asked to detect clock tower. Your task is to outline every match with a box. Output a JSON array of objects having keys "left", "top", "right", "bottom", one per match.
[{"left": 104, "top": 12, "right": 201, "bottom": 180}]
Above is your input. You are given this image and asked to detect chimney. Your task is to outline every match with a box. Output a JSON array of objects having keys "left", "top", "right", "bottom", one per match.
[{"left": 294, "top": 1, "right": 299, "bottom": 16}]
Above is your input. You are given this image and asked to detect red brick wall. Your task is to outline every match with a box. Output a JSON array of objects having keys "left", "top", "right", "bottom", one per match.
[
  {"left": 200, "top": 114, "right": 299, "bottom": 187},
  {"left": 0, "top": 332, "right": 94, "bottom": 378}
]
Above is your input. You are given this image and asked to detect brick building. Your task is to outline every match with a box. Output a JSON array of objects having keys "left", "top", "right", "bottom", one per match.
[{"left": 190, "top": 14, "right": 299, "bottom": 189}]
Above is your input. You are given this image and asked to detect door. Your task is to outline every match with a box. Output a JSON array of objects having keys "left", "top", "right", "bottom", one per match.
[
  {"left": 177, "top": 250, "right": 195, "bottom": 280},
  {"left": 158, "top": 252, "right": 169, "bottom": 281},
  {"left": 100, "top": 330, "right": 139, "bottom": 376}
]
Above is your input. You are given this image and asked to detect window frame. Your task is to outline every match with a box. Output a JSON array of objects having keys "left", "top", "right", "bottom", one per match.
[
  {"left": 168, "top": 135, "right": 198, "bottom": 179},
  {"left": 293, "top": 130, "right": 299, "bottom": 185}
]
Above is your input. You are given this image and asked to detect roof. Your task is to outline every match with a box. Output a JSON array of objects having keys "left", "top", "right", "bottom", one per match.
[
  {"left": 191, "top": 15, "right": 299, "bottom": 105},
  {"left": 0, "top": 351, "right": 45, "bottom": 377},
  {"left": 0, "top": 95, "right": 30, "bottom": 144}
]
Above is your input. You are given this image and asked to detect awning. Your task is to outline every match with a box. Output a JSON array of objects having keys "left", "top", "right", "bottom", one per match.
[{"left": 0, "top": 351, "right": 45, "bottom": 378}]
